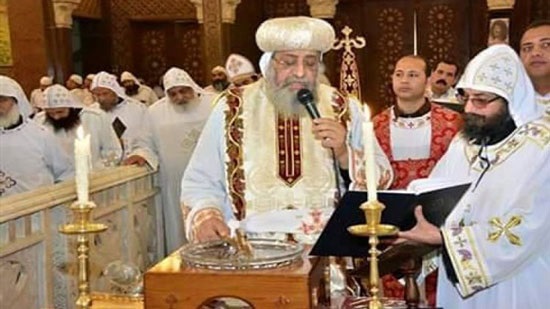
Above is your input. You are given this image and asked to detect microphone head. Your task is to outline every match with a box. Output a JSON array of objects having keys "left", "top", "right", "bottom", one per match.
[{"left": 296, "top": 88, "right": 314, "bottom": 105}]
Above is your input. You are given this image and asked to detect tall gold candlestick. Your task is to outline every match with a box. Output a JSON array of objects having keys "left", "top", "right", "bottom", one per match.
[
  {"left": 60, "top": 201, "right": 108, "bottom": 309},
  {"left": 348, "top": 200, "right": 398, "bottom": 309}
]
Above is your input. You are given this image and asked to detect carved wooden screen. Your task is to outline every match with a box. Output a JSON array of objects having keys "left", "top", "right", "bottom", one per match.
[
  {"left": 130, "top": 21, "right": 204, "bottom": 87},
  {"left": 333, "top": 0, "right": 474, "bottom": 113}
]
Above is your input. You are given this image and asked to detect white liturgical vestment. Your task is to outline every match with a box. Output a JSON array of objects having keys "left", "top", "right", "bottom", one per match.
[
  {"left": 181, "top": 80, "right": 392, "bottom": 244},
  {"left": 0, "top": 76, "right": 73, "bottom": 197},
  {"left": 131, "top": 68, "right": 214, "bottom": 253},
  {"left": 417, "top": 45, "right": 550, "bottom": 309},
  {"left": 34, "top": 108, "right": 122, "bottom": 169},
  {"left": 133, "top": 67, "right": 214, "bottom": 252}
]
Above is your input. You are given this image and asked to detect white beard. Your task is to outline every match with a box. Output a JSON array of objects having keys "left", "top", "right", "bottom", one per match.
[
  {"left": 0, "top": 104, "right": 20, "bottom": 128},
  {"left": 264, "top": 68, "right": 319, "bottom": 119},
  {"left": 171, "top": 96, "right": 201, "bottom": 112}
]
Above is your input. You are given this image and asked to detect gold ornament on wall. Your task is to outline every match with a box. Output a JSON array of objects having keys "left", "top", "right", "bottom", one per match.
[
  {"left": 0, "top": 0, "right": 13, "bottom": 66},
  {"left": 487, "top": 0, "right": 515, "bottom": 10}
]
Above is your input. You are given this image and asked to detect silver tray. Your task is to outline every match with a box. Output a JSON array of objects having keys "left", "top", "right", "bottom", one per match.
[{"left": 180, "top": 238, "right": 304, "bottom": 270}]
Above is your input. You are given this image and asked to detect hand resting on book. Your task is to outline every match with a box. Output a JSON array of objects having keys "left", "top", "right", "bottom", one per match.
[{"left": 397, "top": 206, "right": 442, "bottom": 245}]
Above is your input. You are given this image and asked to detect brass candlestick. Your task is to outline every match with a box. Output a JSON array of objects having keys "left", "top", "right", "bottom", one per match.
[
  {"left": 348, "top": 200, "right": 398, "bottom": 309},
  {"left": 59, "top": 201, "right": 108, "bottom": 309}
]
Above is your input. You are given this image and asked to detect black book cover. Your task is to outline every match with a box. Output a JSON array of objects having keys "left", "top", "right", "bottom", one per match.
[
  {"left": 309, "top": 182, "right": 471, "bottom": 257},
  {"left": 112, "top": 117, "right": 127, "bottom": 139}
]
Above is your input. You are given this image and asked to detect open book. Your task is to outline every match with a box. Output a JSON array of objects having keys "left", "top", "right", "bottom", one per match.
[{"left": 309, "top": 178, "right": 471, "bottom": 257}]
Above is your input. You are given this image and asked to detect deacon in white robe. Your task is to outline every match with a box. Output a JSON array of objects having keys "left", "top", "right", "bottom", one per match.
[
  {"left": 0, "top": 76, "right": 73, "bottom": 197},
  {"left": 125, "top": 67, "right": 213, "bottom": 253},
  {"left": 34, "top": 84, "right": 122, "bottom": 169},
  {"left": 90, "top": 72, "right": 150, "bottom": 159},
  {"left": 181, "top": 17, "right": 392, "bottom": 244},
  {"left": 399, "top": 45, "right": 549, "bottom": 309},
  {"left": 120, "top": 71, "right": 158, "bottom": 106}
]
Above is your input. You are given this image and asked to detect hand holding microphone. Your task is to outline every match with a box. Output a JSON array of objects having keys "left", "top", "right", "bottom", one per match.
[{"left": 296, "top": 89, "right": 346, "bottom": 154}]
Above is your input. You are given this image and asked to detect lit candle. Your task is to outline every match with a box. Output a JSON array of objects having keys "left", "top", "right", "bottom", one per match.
[
  {"left": 74, "top": 126, "right": 91, "bottom": 204},
  {"left": 363, "top": 105, "right": 378, "bottom": 202}
]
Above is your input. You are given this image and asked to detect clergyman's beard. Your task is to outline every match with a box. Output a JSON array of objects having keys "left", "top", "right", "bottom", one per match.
[
  {"left": 125, "top": 84, "right": 139, "bottom": 96},
  {"left": 172, "top": 96, "right": 200, "bottom": 112},
  {"left": 265, "top": 70, "right": 317, "bottom": 119},
  {"left": 0, "top": 104, "right": 21, "bottom": 128},
  {"left": 46, "top": 108, "right": 82, "bottom": 132},
  {"left": 461, "top": 105, "right": 515, "bottom": 145},
  {"left": 212, "top": 79, "right": 229, "bottom": 92}
]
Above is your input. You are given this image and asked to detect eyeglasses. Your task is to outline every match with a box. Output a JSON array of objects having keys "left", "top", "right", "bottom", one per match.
[
  {"left": 456, "top": 94, "right": 501, "bottom": 107},
  {"left": 272, "top": 56, "right": 320, "bottom": 71}
]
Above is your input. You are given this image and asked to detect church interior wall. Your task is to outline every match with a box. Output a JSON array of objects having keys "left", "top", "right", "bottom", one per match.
[{"left": 0, "top": 0, "right": 48, "bottom": 95}]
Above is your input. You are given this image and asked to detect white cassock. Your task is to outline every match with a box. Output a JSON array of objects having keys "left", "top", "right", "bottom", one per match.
[
  {"left": 181, "top": 81, "right": 392, "bottom": 244},
  {"left": 132, "top": 67, "right": 213, "bottom": 253},
  {"left": 416, "top": 45, "right": 550, "bottom": 309},
  {"left": 34, "top": 108, "right": 122, "bottom": 169},
  {"left": 0, "top": 119, "right": 74, "bottom": 197},
  {"left": 90, "top": 99, "right": 149, "bottom": 159}
]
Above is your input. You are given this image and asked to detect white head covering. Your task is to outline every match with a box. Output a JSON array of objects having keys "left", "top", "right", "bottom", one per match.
[
  {"left": 259, "top": 52, "right": 272, "bottom": 77},
  {"left": 0, "top": 75, "right": 33, "bottom": 118},
  {"left": 68, "top": 74, "right": 83, "bottom": 85},
  {"left": 225, "top": 54, "right": 256, "bottom": 82},
  {"left": 85, "top": 74, "right": 95, "bottom": 81},
  {"left": 91, "top": 71, "right": 128, "bottom": 99},
  {"left": 120, "top": 71, "right": 140, "bottom": 84},
  {"left": 255, "top": 16, "right": 335, "bottom": 53},
  {"left": 163, "top": 67, "right": 205, "bottom": 95},
  {"left": 40, "top": 76, "right": 53, "bottom": 86},
  {"left": 43, "top": 84, "right": 84, "bottom": 109},
  {"left": 456, "top": 44, "right": 543, "bottom": 127}
]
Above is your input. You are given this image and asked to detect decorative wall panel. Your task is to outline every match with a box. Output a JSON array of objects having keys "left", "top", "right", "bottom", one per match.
[
  {"left": 110, "top": 0, "right": 195, "bottom": 74},
  {"left": 264, "top": 0, "right": 309, "bottom": 17},
  {"left": 333, "top": 0, "right": 474, "bottom": 112}
]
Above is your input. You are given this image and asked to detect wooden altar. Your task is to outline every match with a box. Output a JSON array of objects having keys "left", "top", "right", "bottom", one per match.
[
  {"left": 0, "top": 166, "right": 161, "bottom": 309},
  {"left": 144, "top": 249, "right": 330, "bottom": 308}
]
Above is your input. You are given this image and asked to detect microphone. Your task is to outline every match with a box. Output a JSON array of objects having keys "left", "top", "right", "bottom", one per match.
[
  {"left": 297, "top": 88, "right": 321, "bottom": 119},
  {"left": 296, "top": 88, "right": 343, "bottom": 200}
]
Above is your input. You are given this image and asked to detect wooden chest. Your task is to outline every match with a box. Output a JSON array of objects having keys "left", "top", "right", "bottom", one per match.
[{"left": 144, "top": 250, "right": 329, "bottom": 308}]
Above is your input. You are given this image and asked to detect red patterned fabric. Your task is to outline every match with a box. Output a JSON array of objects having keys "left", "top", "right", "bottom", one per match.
[
  {"left": 224, "top": 87, "right": 246, "bottom": 220},
  {"left": 277, "top": 116, "right": 302, "bottom": 186},
  {"left": 374, "top": 103, "right": 462, "bottom": 307},
  {"left": 373, "top": 104, "right": 462, "bottom": 189}
]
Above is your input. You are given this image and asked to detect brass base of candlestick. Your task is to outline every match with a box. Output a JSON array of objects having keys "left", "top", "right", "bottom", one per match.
[
  {"left": 348, "top": 200, "right": 398, "bottom": 309},
  {"left": 59, "top": 201, "right": 108, "bottom": 309}
]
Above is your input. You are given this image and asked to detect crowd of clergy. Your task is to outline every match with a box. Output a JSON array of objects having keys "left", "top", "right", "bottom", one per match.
[{"left": 0, "top": 15, "right": 548, "bottom": 309}]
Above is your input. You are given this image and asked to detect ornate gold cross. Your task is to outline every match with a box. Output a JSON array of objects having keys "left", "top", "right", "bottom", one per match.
[{"left": 488, "top": 216, "right": 522, "bottom": 246}]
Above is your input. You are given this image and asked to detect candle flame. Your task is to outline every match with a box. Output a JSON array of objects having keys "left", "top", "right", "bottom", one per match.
[{"left": 76, "top": 126, "right": 84, "bottom": 139}]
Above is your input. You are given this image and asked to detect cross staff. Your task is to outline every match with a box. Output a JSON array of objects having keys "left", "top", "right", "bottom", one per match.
[{"left": 333, "top": 26, "right": 366, "bottom": 100}]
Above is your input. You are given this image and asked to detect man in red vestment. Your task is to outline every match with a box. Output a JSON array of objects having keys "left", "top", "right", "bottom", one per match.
[{"left": 373, "top": 55, "right": 463, "bottom": 305}]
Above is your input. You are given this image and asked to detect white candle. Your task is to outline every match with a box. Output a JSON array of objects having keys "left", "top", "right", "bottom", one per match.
[
  {"left": 363, "top": 105, "right": 378, "bottom": 202},
  {"left": 74, "top": 126, "right": 91, "bottom": 204},
  {"left": 413, "top": 10, "right": 418, "bottom": 55}
]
